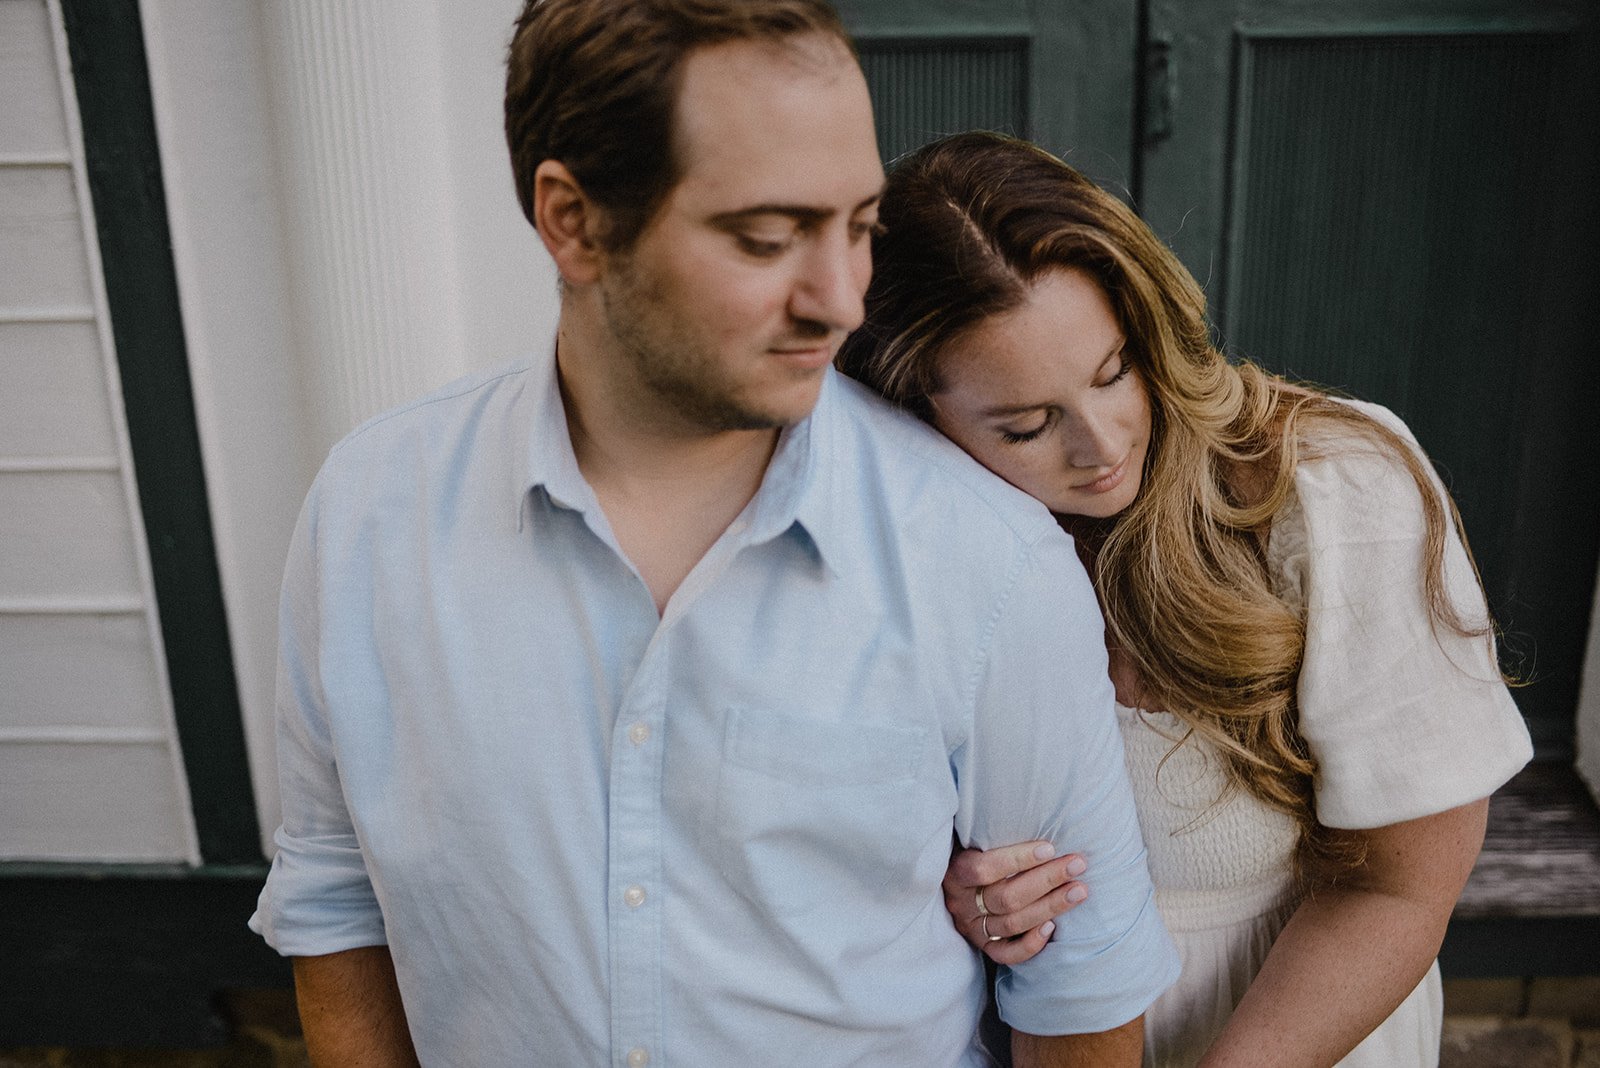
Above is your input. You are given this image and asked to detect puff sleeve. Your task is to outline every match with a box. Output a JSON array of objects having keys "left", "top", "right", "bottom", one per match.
[{"left": 1271, "top": 401, "right": 1532, "bottom": 829}]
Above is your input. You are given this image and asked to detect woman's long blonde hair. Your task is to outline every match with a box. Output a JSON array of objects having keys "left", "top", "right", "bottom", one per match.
[{"left": 837, "top": 131, "right": 1491, "bottom": 872}]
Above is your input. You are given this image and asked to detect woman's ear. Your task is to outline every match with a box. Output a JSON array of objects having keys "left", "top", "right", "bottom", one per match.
[{"left": 532, "top": 159, "right": 604, "bottom": 286}]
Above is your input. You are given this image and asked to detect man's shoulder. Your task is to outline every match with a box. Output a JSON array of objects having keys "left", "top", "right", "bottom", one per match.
[
  {"left": 302, "top": 358, "right": 540, "bottom": 530},
  {"left": 825, "top": 372, "right": 1062, "bottom": 550},
  {"left": 327, "top": 359, "right": 536, "bottom": 465}
]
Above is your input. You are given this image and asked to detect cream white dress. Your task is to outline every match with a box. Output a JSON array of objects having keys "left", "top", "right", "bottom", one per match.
[{"left": 1119, "top": 402, "right": 1533, "bottom": 1067}]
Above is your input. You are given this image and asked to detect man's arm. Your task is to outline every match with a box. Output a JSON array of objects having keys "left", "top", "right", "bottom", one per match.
[
  {"left": 954, "top": 532, "right": 1178, "bottom": 1036},
  {"left": 1014, "top": 1015, "right": 1144, "bottom": 1068},
  {"left": 294, "top": 946, "right": 419, "bottom": 1068},
  {"left": 256, "top": 485, "right": 405, "bottom": 1062}
]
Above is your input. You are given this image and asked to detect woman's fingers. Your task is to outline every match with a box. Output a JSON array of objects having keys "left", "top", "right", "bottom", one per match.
[
  {"left": 986, "top": 852, "right": 1087, "bottom": 917},
  {"left": 946, "top": 840, "right": 1058, "bottom": 891},
  {"left": 984, "top": 921, "right": 1056, "bottom": 966},
  {"left": 942, "top": 841, "right": 1091, "bottom": 955},
  {"left": 944, "top": 851, "right": 1088, "bottom": 924},
  {"left": 947, "top": 874, "right": 1090, "bottom": 953},
  {"left": 969, "top": 878, "right": 1088, "bottom": 940}
]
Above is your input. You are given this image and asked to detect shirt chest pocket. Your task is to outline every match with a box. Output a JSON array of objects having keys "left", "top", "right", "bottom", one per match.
[{"left": 715, "top": 708, "right": 943, "bottom": 917}]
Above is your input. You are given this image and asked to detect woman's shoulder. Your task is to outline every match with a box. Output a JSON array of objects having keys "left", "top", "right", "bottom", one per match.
[
  {"left": 1298, "top": 395, "right": 1418, "bottom": 452},
  {"left": 1218, "top": 394, "right": 1424, "bottom": 543},
  {"left": 1282, "top": 396, "right": 1437, "bottom": 536},
  {"left": 1261, "top": 396, "right": 1441, "bottom": 605}
]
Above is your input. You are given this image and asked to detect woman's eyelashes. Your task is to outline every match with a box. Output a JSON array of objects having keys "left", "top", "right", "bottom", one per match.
[
  {"left": 996, "top": 362, "right": 1130, "bottom": 445},
  {"left": 1000, "top": 412, "right": 1053, "bottom": 445},
  {"left": 1099, "top": 356, "right": 1131, "bottom": 388}
]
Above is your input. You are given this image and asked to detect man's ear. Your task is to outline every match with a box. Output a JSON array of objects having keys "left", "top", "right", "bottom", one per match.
[{"left": 533, "top": 159, "right": 606, "bottom": 285}]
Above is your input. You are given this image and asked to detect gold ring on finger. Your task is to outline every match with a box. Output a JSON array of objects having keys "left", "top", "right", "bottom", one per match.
[
  {"left": 982, "top": 914, "right": 1002, "bottom": 942},
  {"left": 975, "top": 887, "right": 990, "bottom": 916}
]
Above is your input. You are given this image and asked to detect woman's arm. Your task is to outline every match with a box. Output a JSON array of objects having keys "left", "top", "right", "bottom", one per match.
[
  {"left": 1197, "top": 797, "right": 1488, "bottom": 1067},
  {"left": 294, "top": 945, "right": 420, "bottom": 1068},
  {"left": 956, "top": 798, "right": 1488, "bottom": 1063}
]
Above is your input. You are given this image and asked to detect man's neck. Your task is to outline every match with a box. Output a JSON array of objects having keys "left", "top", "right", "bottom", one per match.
[{"left": 555, "top": 333, "right": 785, "bottom": 616}]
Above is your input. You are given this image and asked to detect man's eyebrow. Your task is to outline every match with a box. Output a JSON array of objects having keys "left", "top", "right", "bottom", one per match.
[{"left": 708, "top": 191, "right": 884, "bottom": 228}]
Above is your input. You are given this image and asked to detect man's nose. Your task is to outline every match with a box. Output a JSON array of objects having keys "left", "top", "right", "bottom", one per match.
[{"left": 789, "top": 231, "right": 868, "bottom": 334}]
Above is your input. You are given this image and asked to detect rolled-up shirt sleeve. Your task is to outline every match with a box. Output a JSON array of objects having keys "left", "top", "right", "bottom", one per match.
[
  {"left": 249, "top": 477, "right": 388, "bottom": 956},
  {"left": 954, "top": 528, "right": 1180, "bottom": 1035}
]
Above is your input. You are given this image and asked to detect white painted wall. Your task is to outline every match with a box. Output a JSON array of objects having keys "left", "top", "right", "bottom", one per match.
[
  {"left": 433, "top": 3, "right": 562, "bottom": 372},
  {"left": 139, "top": 0, "right": 557, "bottom": 850}
]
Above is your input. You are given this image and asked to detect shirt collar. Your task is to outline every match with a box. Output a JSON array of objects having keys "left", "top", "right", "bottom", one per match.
[
  {"left": 513, "top": 344, "right": 599, "bottom": 530},
  {"left": 511, "top": 344, "right": 845, "bottom": 574},
  {"left": 757, "top": 370, "right": 843, "bottom": 575}
]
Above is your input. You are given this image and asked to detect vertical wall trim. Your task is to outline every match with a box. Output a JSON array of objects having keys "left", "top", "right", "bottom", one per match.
[
  {"left": 57, "top": 0, "right": 261, "bottom": 864},
  {"left": 1130, "top": 0, "right": 1153, "bottom": 204}
]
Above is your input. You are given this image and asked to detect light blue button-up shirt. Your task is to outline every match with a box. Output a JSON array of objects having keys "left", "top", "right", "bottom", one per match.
[{"left": 251, "top": 350, "right": 1178, "bottom": 1066}]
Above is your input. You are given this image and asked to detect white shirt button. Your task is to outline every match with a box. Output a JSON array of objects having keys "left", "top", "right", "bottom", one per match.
[
  {"left": 627, "top": 721, "right": 650, "bottom": 746},
  {"left": 623, "top": 884, "right": 647, "bottom": 908},
  {"left": 627, "top": 1047, "right": 649, "bottom": 1067}
]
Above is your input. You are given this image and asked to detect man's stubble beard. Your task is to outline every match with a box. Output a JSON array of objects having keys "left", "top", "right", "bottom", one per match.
[{"left": 599, "top": 254, "right": 796, "bottom": 434}]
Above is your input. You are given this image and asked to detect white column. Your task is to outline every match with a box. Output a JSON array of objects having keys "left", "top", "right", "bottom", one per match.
[{"left": 259, "top": 0, "right": 469, "bottom": 449}]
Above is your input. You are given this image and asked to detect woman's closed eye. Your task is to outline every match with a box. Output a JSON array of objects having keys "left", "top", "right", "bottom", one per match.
[
  {"left": 1096, "top": 357, "right": 1131, "bottom": 389},
  {"left": 1000, "top": 412, "right": 1054, "bottom": 444}
]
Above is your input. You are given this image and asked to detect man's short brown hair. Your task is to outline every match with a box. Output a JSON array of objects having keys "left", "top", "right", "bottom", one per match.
[{"left": 505, "top": 0, "right": 854, "bottom": 252}]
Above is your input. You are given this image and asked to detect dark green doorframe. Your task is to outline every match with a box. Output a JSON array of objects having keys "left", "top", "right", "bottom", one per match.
[{"left": 58, "top": 0, "right": 261, "bottom": 864}]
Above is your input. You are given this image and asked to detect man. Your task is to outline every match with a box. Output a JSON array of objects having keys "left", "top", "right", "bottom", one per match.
[{"left": 250, "top": 1, "right": 1178, "bottom": 1064}]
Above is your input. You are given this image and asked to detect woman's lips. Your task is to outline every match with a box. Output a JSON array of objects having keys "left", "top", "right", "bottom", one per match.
[{"left": 1075, "top": 454, "right": 1128, "bottom": 494}]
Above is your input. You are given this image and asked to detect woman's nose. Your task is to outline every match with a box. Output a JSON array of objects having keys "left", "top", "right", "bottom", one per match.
[{"left": 1065, "top": 412, "right": 1120, "bottom": 470}]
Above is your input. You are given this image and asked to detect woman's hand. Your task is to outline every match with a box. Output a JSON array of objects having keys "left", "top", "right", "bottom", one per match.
[{"left": 943, "top": 840, "right": 1089, "bottom": 964}]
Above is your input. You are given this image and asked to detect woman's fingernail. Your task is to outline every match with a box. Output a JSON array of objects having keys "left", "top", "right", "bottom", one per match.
[
  {"left": 1066, "top": 884, "right": 1088, "bottom": 904},
  {"left": 1033, "top": 843, "right": 1057, "bottom": 861},
  {"left": 1040, "top": 921, "right": 1056, "bottom": 939},
  {"left": 1065, "top": 856, "right": 1087, "bottom": 877}
]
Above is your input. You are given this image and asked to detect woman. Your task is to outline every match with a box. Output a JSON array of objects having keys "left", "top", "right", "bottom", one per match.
[{"left": 835, "top": 131, "right": 1532, "bottom": 1066}]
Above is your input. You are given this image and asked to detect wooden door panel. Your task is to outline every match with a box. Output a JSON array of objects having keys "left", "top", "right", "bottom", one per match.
[
  {"left": 838, "top": 0, "right": 1139, "bottom": 193},
  {"left": 1142, "top": 0, "right": 1600, "bottom": 753},
  {"left": 858, "top": 40, "right": 1029, "bottom": 162}
]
